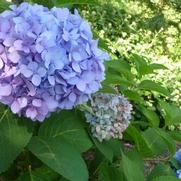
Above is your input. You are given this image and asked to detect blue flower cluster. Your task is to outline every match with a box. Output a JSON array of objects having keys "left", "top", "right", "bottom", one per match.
[
  {"left": 0, "top": 3, "right": 109, "bottom": 121},
  {"left": 175, "top": 149, "right": 181, "bottom": 179},
  {"left": 84, "top": 93, "right": 132, "bottom": 141}
]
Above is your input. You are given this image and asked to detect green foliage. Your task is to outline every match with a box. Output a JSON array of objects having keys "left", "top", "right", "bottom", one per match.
[
  {"left": 147, "top": 163, "right": 175, "bottom": 180},
  {"left": 28, "top": 137, "right": 88, "bottom": 181},
  {"left": 121, "top": 151, "right": 145, "bottom": 181},
  {"left": 38, "top": 111, "right": 93, "bottom": 152},
  {"left": 79, "top": 0, "right": 181, "bottom": 107},
  {"left": 0, "top": 0, "right": 10, "bottom": 12},
  {"left": 0, "top": 109, "right": 33, "bottom": 174}
]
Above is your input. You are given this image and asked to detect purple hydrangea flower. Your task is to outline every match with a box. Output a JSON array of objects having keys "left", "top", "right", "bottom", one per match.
[
  {"left": 84, "top": 93, "right": 132, "bottom": 141},
  {"left": 0, "top": 3, "right": 109, "bottom": 121}
]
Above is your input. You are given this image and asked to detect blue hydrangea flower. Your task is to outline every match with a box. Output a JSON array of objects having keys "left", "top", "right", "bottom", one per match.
[
  {"left": 173, "top": 149, "right": 181, "bottom": 179},
  {"left": 84, "top": 93, "right": 132, "bottom": 141},
  {"left": 176, "top": 169, "right": 181, "bottom": 179},
  {"left": 0, "top": 3, "right": 109, "bottom": 121},
  {"left": 175, "top": 149, "right": 181, "bottom": 165}
]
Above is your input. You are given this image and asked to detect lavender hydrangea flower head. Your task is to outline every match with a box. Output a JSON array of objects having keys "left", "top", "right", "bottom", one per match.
[
  {"left": 84, "top": 93, "right": 132, "bottom": 141},
  {"left": 0, "top": 3, "right": 109, "bottom": 121}
]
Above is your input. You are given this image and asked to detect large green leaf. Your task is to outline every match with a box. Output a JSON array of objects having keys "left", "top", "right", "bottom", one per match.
[
  {"left": 0, "top": 109, "right": 33, "bottom": 173},
  {"left": 28, "top": 136, "right": 88, "bottom": 181},
  {"left": 38, "top": 111, "right": 92, "bottom": 152},
  {"left": 121, "top": 151, "right": 145, "bottom": 181},
  {"left": 138, "top": 80, "right": 169, "bottom": 96}
]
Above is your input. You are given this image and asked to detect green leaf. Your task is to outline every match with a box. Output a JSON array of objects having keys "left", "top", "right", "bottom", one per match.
[
  {"left": 105, "top": 60, "right": 133, "bottom": 80},
  {"left": 93, "top": 31, "right": 110, "bottom": 52},
  {"left": 93, "top": 139, "right": 122, "bottom": 162},
  {"left": 99, "top": 83, "right": 118, "bottom": 94},
  {"left": 159, "top": 100, "right": 181, "bottom": 125},
  {"left": 0, "top": 0, "right": 10, "bottom": 12},
  {"left": 169, "top": 131, "right": 181, "bottom": 142},
  {"left": 154, "top": 128, "right": 176, "bottom": 155},
  {"left": 38, "top": 111, "right": 92, "bottom": 152},
  {"left": 17, "top": 166, "right": 59, "bottom": 181},
  {"left": 147, "top": 163, "right": 175, "bottom": 181},
  {"left": 98, "top": 161, "right": 124, "bottom": 181},
  {"left": 151, "top": 176, "right": 180, "bottom": 181},
  {"left": 104, "top": 74, "right": 134, "bottom": 86},
  {"left": 125, "top": 125, "right": 153, "bottom": 157},
  {"left": 149, "top": 63, "right": 168, "bottom": 70},
  {"left": 93, "top": 139, "right": 113, "bottom": 162},
  {"left": 142, "top": 128, "right": 175, "bottom": 156},
  {"left": 29, "top": 0, "right": 54, "bottom": 8},
  {"left": 126, "top": 149, "right": 144, "bottom": 177},
  {"left": 131, "top": 54, "right": 167, "bottom": 77},
  {"left": 28, "top": 136, "right": 88, "bottom": 181},
  {"left": 0, "top": 110, "right": 33, "bottom": 173},
  {"left": 138, "top": 80, "right": 169, "bottom": 96},
  {"left": 131, "top": 54, "right": 151, "bottom": 77},
  {"left": 140, "top": 106, "right": 160, "bottom": 127},
  {"left": 54, "top": 0, "right": 97, "bottom": 6},
  {"left": 142, "top": 128, "right": 168, "bottom": 155},
  {"left": 123, "top": 90, "right": 144, "bottom": 104},
  {"left": 121, "top": 151, "right": 145, "bottom": 181}
]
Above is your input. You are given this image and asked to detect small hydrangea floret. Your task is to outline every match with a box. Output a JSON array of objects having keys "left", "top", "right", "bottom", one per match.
[
  {"left": 84, "top": 93, "right": 132, "bottom": 141},
  {"left": 0, "top": 3, "right": 109, "bottom": 121}
]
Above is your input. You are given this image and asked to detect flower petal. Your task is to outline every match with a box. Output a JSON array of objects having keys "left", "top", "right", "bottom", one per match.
[
  {"left": 76, "top": 80, "right": 86, "bottom": 91},
  {"left": 0, "top": 84, "right": 12, "bottom": 96},
  {"left": 8, "top": 51, "right": 20, "bottom": 63},
  {"left": 11, "top": 100, "right": 21, "bottom": 113},
  {"left": 26, "top": 108, "right": 37, "bottom": 119},
  {"left": 32, "top": 74, "right": 41, "bottom": 86}
]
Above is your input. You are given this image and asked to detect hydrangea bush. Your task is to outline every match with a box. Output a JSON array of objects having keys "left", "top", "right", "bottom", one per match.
[{"left": 0, "top": 2, "right": 109, "bottom": 121}]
